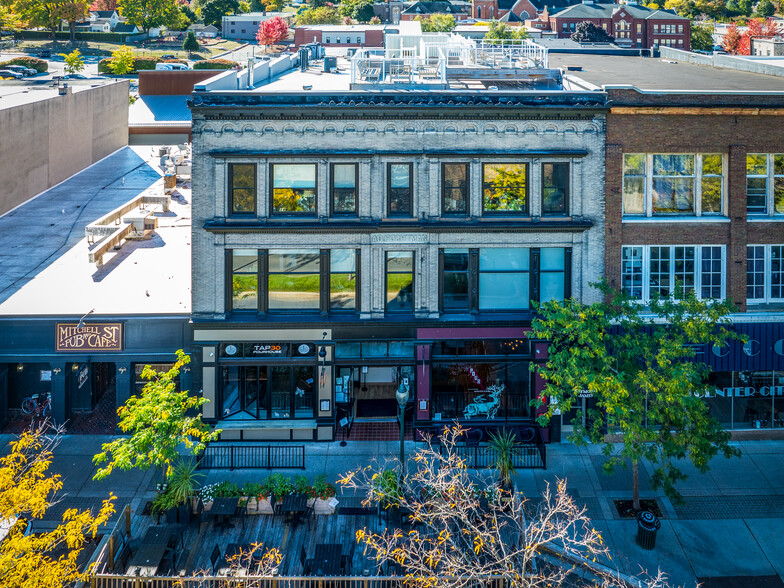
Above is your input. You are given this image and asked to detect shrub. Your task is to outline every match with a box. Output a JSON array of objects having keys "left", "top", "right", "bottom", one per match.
[
  {"left": 311, "top": 474, "right": 337, "bottom": 500},
  {"left": 242, "top": 481, "right": 266, "bottom": 499},
  {"left": 265, "top": 473, "right": 294, "bottom": 500},
  {"left": 212, "top": 481, "right": 243, "bottom": 497},
  {"left": 193, "top": 59, "right": 239, "bottom": 70},
  {"left": 98, "top": 56, "right": 188, "bottom": 74},
  {"left": 0, "top": 56, "right": 48, "bottom": 73}
]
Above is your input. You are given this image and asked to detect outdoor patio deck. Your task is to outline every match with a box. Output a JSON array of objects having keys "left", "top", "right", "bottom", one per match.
[{"left": 94, "top": 496, "right": 388, "bottom": 579}]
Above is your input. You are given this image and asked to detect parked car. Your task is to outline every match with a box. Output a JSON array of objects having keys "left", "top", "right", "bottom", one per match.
[
  {"left": 4, "top": 65, "right": 37, "bottom": 76},
  {"left": 52, "top": 73, "right": 107, "bottom": 80},
  {"left": 0, "top": 69, "right": 23, "bottom": 79},
  {"left": 161, "top": 54, "right": 176, "bottom": 59},
  {"left": 155, "top": 63, "right": 189, "bottom": 71},
  {"left": 38, "top": 49, "right": 51, "bottom": 58}
]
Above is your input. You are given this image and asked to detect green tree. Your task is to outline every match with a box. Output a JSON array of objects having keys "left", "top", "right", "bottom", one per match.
[
  {"left": 117, "top": 0, "right": 180, "bottom": 31},
  {"left": 414, "top": 13, "right": 456, "bottom": 32},
  {"left": 183, "top": 29, "right": 200, "bottom": 56},
  {"left": 59, "top": 48, "right": 84, "bottom": 73},
  {"left": 0, "top": 425, "right": 115, "bottom": 587},
  {"left": 338, "top": 0, "right": 374, "bottom": 21},
  {"left": 531, "top": 282, "right": 743, "bottom": 511},
  {"left": 93, "top": 350, "right": 220, "bottom": 481},
  {"left": 296, "top": 4, "right": 340, "bottom": 24},
  {"left": 690, "top": 21, "right": 714, "bottom": 50},
  {"left": 739, "top": 0, "right": 753, "bottom": 13},
  {"left": 484, "top": 19, "right": 529, "bottom": 40},
  {"left": 756, "top": 0, "right": 775, "bottom": 16},
  {"left": 570, "top": 20, "right": 614, "bottom": 42},
  {"left": 108, "top": 45, "right": 135, "bottom": 74},
  {"left": 201, "top": 0, "right": 239, "bottom": 28},
  {"left": 16, "top": 0, "right": 63, "bottom": 46}
]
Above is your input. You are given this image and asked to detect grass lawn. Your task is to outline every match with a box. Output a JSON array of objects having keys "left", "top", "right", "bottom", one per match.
[{"left": 13, "top": 38, "right": 245, "bottom": 60}]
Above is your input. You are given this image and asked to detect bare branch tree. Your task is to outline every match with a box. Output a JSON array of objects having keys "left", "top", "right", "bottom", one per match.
[{"left": 339, "top": 424, "right": 673, "bottom": 588}]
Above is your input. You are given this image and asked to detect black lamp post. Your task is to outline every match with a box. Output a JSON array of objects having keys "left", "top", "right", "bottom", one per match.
[{"left": 395, "top": 378, "right": 410, "bottom": 473}]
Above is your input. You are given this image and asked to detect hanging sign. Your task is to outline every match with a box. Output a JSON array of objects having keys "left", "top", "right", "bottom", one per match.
[{"left": 56, "top": 323, "right": 122, "bottom": 352}]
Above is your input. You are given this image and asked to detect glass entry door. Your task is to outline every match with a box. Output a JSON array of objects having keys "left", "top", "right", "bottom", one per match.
[{"left": 222, "top": 365, "right": 267, "bottom": 419}]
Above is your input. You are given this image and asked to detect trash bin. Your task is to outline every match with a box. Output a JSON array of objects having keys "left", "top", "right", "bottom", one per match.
[{"left": 636, "top": 510, "right": 661, "bottom": 550}]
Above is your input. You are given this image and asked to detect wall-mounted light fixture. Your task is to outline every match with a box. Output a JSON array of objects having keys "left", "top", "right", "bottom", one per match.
[{"left": 16, "top": 363, "right": 23, "bottom": 373}]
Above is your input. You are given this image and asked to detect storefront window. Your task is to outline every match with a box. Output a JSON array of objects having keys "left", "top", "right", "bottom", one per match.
[
  {"left": 134, "top": 363, "right": 177, "bottom": 395},
  {"left": 704, "top": 371, "right": 783, "bottom": 430},
  {"left": 431, "top": 361, "right": 530, "bottom": 421},
  {"left": 220, "top": 364, "right": 314, "bottom": 420},
  {"left": 268, "top": 250, "right": 320, "bottom": 311}
]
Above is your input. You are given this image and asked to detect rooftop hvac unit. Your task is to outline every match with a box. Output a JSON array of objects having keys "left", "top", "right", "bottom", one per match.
[{"left": 324, "top": 56, "right": 337, "bottom": 72}]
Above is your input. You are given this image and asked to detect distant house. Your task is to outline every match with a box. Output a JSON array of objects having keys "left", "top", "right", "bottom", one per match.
[
  {"left": 188, "top": 24, "right": 220, "bottom": 38},
  {"left": 399, "top": 1, "right": 472, "bottom": 21},
  {"left": 113, "top": 23, "right": 140, "bottom": 34},
  {"left": 549, "top": 1, "right": 690, "bottom": 50},
  {"left": 89, "top": 10, "right": 121, "bottom": 28}
]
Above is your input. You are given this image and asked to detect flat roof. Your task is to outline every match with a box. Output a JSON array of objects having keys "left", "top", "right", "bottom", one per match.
[
  {"left": 0, "top": 146, "right": 191, "bottom": 317},
  {"left": 548, "top": 53, "right": 784, "bottom": 91},
  {"left": 0, "top": 80, "right": 119, "bottom": 111},
  {"left": 129, "top": 95, "right": 191, "bottom": 124}
]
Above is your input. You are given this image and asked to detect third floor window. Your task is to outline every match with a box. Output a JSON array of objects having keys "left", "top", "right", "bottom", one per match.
[
  {"left": 746, "top": 154, "right": 784, "bottom": 216},
  {"left": 483, "top": 163, "right": 528, "bottom": 215},
  {"left": 271, "top": 164, "right": 316, "bottom": 215},
  {"left": 623, "top": 153, "right": 724, "bottom": 217}
]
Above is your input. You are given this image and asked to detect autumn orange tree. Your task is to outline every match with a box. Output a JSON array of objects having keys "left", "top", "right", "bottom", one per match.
[{"left": 0, "top": 423, "right": 115, "bottom": 587}]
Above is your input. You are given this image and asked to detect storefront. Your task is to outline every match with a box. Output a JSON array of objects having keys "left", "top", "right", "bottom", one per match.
[{"left": 0, "top": 316, "right": 190, "bottom": 430}]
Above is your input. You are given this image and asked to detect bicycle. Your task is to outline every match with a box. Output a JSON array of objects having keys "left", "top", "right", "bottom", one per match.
[{"left": 21, "top": 392, "right": 51, "bottom": 417}]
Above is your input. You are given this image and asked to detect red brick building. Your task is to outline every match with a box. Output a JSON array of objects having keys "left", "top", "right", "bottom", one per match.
[
  {"left": 472, "top": 0, "right": 539, "bottom": 21},
  {"left": 549, "top": 2, "right": 690, "bottom": 50},
  {"left": 400, "top": 1, "right": 472, "bottom": 21}
]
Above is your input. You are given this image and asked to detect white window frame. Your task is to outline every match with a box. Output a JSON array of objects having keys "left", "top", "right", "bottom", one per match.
[
  {"left": 623, "top": 153, "right": 727, "bottom": 218},
  {"left": 746, "top": 244, "right": 784, "bottom": 304},
  {"left": 746, "top": 153, "right": 784, "bottom": 217},
  {"left": 621, "top": 245, "right": 727, "bottom": 303}
]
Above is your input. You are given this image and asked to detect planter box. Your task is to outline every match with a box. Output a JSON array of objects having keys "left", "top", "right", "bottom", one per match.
[
  {"left": 314, "top": 497, "right": 338, "bottom": 515},
  {"left": 247, "top": 497, "right": 275, "bottom": 515}
]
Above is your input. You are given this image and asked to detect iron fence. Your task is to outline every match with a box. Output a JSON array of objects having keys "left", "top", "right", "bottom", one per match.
[
  {"left": 196, "top": 444, "right": 305, "bottom": 470},
  {"left": 446, "top": 441, "right": 546, "bottom": 470}
]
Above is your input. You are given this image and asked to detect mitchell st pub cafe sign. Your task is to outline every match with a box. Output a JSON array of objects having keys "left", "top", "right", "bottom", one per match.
[{"left": 55, "top": 323, "right": 123, "bottom": 352}]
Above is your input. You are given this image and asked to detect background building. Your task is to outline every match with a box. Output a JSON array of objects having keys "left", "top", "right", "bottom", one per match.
[{"left": 222, "top": 12, "right": 294, "bottom": 41}]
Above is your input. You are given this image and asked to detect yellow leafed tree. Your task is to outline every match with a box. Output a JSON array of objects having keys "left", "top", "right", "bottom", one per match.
[{"left": 0, "top": 423, "right": 115, "bottom": 587}]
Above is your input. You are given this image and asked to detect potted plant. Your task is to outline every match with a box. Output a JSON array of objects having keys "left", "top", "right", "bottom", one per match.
[
  {"left": 488, "top": 428, "right": 519, "bottom": 493},
  {"left": 293, "top": 474, "right": 312, "bottom": 504},
  {"left": 311, "top": 474, "right": 338, "bottom": 514},
  {"left": 372, "top": 468, "right": 402, "bottom": 523},
  {"left": 213, "top": 481, "right": 243, "bottom": 498},
  {"left": 242, "top": 481, "right": 266, "bottom": 514},
  {"left": 167, "top": 459, "right": 204, "bottom": 514},
  {"left": 267, "top": 473, "right": 294, "bottom": 502},
  {"left": 198, "top": 483, "right": 216, "bottom": 511}
]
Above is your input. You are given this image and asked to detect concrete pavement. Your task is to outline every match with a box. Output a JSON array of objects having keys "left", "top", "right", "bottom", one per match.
[{"left": 4, "top": 433, "right": 784, "bottom": 587}]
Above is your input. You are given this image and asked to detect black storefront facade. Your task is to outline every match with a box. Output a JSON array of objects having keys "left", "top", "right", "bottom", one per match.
[
  {"left": 0, "top": 315, "right": 191, "bottom": 428},
  {"left": 191, "top": 319, "right": 548, "bottom": 442}
]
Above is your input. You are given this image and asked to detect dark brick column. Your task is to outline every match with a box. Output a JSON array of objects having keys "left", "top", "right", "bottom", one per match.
[{"left": 728, "top": 144, "right": 747, "bottom": 312}]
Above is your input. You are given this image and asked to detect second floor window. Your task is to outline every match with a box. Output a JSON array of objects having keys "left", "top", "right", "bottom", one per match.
[
  {"left": 330, "top": 249, "right": 358, "bottom": 310},
  {"left": 441, "top": 249, "right": 470, "bottom": 311},
  {"left": 231, "top": 249, "right": 258, "bottom": 311},
  {"left": 542, "top": 162, "right": 569, "bottom": 215},
  {"left": 386, "top": 251, "right": 414, "bottom": 312},
  {"left": 228, "top": 163, "right": 256, "bottom": 216},
  {"left": 271, "top": 164, "right": 316, "bottom": 215},
  {"left": 331, "top": 163, "right": 357, "bottom": 215},
  {"left": 746, "top": 153, "right": 784, "bottom": 215},
  {"left": 621, "top": 245, "right": 725, "bottom": 302},
  {"left": 442, "top": 163, "right": 469, "bottom": 215},
  {"left": 479, "top": 248, "right": 531, "bottom": 310},
  {"left": 388, "top": 163, "right": 413, "bottom": 216},
  {"left": 747, "top": 245, "right": 784, "bottom": 303},
  {"left": 268, "top": 250, "right": 320, "bottom": 311},
  {"left": 483, "top": 163, "right": 528, "bottom": 214},
  {"left": 623, "top": 153, "right": 724, "bottom": 217}
]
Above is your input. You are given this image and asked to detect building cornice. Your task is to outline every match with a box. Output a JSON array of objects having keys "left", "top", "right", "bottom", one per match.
[
  {"left": 207, "top": 149, "right": 590, "bottom": 158},
  {"left": 202, "top": 218, "right": 595, "bottom": 234}
]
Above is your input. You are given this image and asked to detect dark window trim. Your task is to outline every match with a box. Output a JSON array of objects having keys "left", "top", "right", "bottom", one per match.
[
  {"left": 227, "top": 248, "right": 263, "bottom": 315},
  {"left": 330, "top": 162, "right": 359, "bottom": 217},
  {"left": 541, "top": 161, "right": 570, "bottom": 215},
  {"left": 228, "top": 162, "right": 256, "bottom": 217},
  {"left": 441, "top": 162, "right": 470, "bottom": 217},
  {"left": 387, "top": 162, "right": 414, "bottom": 218},
  {"left": 269, "top": 162, "right": 318, "bottom": 217},
  {"left": 481, "top": 162, "right": 530, "bottom": 216},
  {"left": 385, "top": 250, "right": 415, "bottom": 313}
]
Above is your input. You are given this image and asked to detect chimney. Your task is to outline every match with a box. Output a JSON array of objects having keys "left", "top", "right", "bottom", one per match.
[{"left": 58, "top": 84, "right": 72, "bottom": 96}]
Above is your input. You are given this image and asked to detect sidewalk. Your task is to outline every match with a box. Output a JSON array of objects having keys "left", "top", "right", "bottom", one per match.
[{"left": 8, "top": 434, "right": 784, "bottom": 587}]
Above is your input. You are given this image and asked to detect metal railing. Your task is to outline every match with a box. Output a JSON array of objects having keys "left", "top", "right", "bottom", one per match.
[
  {"left": 91, "top": 576, "right": 509, "bottom": 588},
  {"left": 446, "top": 440, "right": 546, "bottom": 470},
  {"left": 196, "top": 444, "right": 305, "bottom": 470}
]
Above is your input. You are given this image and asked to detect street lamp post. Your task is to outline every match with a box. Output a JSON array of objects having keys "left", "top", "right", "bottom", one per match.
[{"left": 395, "top": 378, "right": 410, "bottom": 474}]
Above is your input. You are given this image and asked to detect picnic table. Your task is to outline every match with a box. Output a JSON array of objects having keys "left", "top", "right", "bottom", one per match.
[
  {"left": 210, "top": 497, "right": 240, "bottom": 529},
  {"left": 126, "top": 526, "right": 172, "bottom": 577},
  {"left": 278, "top": 494, "right": 307, "bottom": 523},
  {"left": 313, "top": 543, "right": 343, "bottom": 576}
]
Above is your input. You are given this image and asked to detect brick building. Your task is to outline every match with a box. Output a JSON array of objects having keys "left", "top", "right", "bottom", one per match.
[
  {"left": 547, "top": 52, "right": 784, "bottom": 433},
  {"left": 549, "top": 2, "right": 690, "bottom": 50},
  {"left": 400, "top": 1, "right": 472, "bottom": 21},
  {"left": 188, "top": 37, "right": 607, "bottom": 442},
  {"left": 472, "top": 0, "right": 540, "bottom": 21}
]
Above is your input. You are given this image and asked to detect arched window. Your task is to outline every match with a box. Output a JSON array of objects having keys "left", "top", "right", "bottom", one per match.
[
  {"left": 489, "top": 6, "right": 494, "bottom": 17},
  {"left": 477, "top": 5, "right": 481, "bottom": 18}
]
